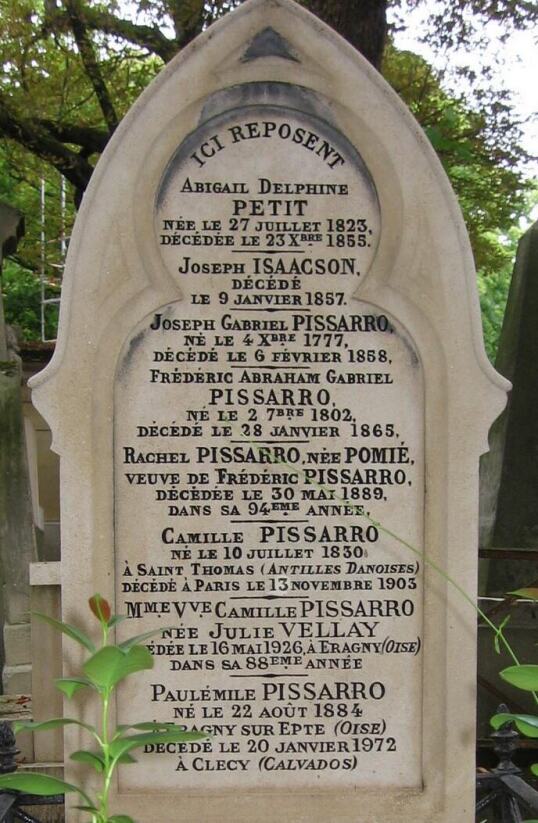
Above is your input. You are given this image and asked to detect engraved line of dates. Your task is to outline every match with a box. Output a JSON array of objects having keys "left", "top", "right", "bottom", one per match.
[
  {"left": 119, "top": 297, "right": 420, "bottom": 772},
  {"left": 118, "top": 174, "right": 419, "bottom": 774}
]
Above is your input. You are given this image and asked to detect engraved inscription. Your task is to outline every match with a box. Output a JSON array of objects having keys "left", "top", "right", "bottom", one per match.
[{"left": 115, "top": 105, "right": 424, "bottom": 791}]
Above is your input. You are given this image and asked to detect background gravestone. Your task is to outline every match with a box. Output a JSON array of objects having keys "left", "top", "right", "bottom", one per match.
[
  {"left": 481, "top": 220, "right": 538, "bottom": 590},
  {"left": 478, "top": 220, "right": 538, "bottom": 734},
  {"left": 0, "top": 203, "right": 36, "bottom": 761},
  {"left": 30, "top": 1, "right": 507, "bottom": 821}
]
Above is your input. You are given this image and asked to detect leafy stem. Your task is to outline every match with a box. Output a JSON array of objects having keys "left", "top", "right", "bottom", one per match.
[
  {"left": 232, "top": 421, "right": 538, "bottom": 706},
  {"left": 366, "top": 515, "right": 524, "bottom": 669},
  {"left": 0, "top": 594, "right": 208, "bottom": 822},
  {"left": 100, "top": 689, "right": 112, "bottom": 820}
]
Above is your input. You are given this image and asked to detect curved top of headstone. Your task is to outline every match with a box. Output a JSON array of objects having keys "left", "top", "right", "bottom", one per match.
[
  {"left": 241, "top": 25, "right": 299, "bottom": 62},
  {"left": 29, "top": 0, "right": 508, "bottom": 454}
]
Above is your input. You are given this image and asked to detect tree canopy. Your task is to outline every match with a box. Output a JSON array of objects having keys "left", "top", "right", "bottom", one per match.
[{"left": 0, "top": 0, "right": 535, "bottom": 354}]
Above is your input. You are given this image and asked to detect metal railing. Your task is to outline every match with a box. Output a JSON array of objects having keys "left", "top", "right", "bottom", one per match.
[{"left": 476, "top": 704, "right": 538, "bottom": 822}]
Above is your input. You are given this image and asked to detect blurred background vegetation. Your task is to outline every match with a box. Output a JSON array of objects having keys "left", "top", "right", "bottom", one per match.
[{"left": 0, "top": 0, "right": 536, "bottom": 358}]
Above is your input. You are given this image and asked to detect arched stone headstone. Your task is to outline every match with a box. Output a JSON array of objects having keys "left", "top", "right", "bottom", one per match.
[{"left": 30, "top": 1, "right": 508, "bottom": 820}]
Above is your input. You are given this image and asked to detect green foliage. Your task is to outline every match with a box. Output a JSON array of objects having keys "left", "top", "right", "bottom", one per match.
[
  {"left": 478, "top": 264, "right": 512, "bottom": 362},
  {"left": 2, "top": 263, "right": 43, "bottom": 342},
  {"left": 384, "top": 45, "right": 536, "bottom": 360},
  {"left": 490, "top": 587, "right": 538, "bottom": 785},
  {"left": 0, "top": 772, "right": 87, "bottom": 798},
  {"left": 384, "top": 45, "right": 530, "bottom": 268},
  {"left": 0, "top": 0, "right": 162, "bottom": 342},
  {"left": 511, "top": 587, "right": 538, "bottom": 600},
  {"left": 392, "top": 0, "right": 538, "bottom": 52},
  {"left": 34, "top": 610, "right": 96, "bottom": 652},
  {"left": 0, "top": 595, "right": 207, "bottom": 823},
  {"left": 500, "top": 665, "right": 538, "bottom": 692},
  {"left": 0, "top": 0, "right": 534, "bottom": 352},
  {"left": 14, "top": 718, "right": 94, "bottom": 734},
  {"left": 55, "top": 677, "right": 94, "bottom": 698},
  {"left": 83, "top": 645, "right": 153, "bottom": 690},
  {"left": 0, "top": 150, "right": 65, "bottom": 342},
  {"left": 478, "top": 187, "right": 538, "bottom": 359},
  {"left": 491, "top": 712, "right": 538, "bottom": 738}
]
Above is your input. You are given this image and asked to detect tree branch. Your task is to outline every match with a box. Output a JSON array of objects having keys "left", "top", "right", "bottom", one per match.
[
  {"left": 165, "top": 0, "right": 206, "bottom": 48},
  {"left": 44, "top": 5, "right": 179, "bottom": 62},
  {"left": 0, "top": 94, "right": 94, "bottom": 204},
  {"left": 10, "top": 253, "right": 38, "bottom": 274},
  {"left": 35, "top": 120, "right": 109, "bottom": 154},
  {"left": 63, "top": 0, "right": 118, "bottom": 133}
]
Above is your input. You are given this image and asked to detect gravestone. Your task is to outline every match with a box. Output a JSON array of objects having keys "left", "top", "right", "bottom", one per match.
[
  {"left": 30, "top": 1, "right": 508, "bottom": 821},
  {"left": 477, "top": 221, "right": 538, "bottom": 734},
  {"left": 0, "top": 204, "right": 36, "bottom": 761},
  {"left": 0, "top": 205, "right": 34, "bottom": 677},
  {"left": 480, "top": 220, "right": 538, "bottom": 592}
]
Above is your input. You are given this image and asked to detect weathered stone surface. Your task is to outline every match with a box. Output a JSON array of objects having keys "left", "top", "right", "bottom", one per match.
[
  {"left": 30, "top": 582, "right": 63, "bottom": 762},
  {"left": 3, "top": 622, "right": 31, "bottom": 667},
  {"left": 0, "top": 202, "right": 35, "bottom": 697},
  {"left": 2, "top": 664, "right": 32, "bottom": 695},
  {"left": 0, "top": 371, "right": 35, "bottom": 636},
  {"left": 480, "top": 221, "right": 538, "bottom": 593},
  {"left": 30, "top": 1, "right": 507, "bottom": 821},
  {"left": 477, "top": 223, "right": 538, "bottom": 730}
]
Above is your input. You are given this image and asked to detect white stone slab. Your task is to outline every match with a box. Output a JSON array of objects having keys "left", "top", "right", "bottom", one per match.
[
  {"left": 29, "top": 561, "right": 61, "bottom": 587},
  {"left": 30, "top": 0, "right": 508, "bottom": 820}
]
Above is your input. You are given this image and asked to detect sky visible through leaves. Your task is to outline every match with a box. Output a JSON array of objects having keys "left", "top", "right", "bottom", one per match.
[{"left": 390, "top": 1, "right": 537, "bottom": 183}]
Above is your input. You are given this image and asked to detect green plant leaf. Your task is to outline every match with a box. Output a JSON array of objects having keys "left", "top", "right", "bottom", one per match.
[
  {"left": 109, "top": 816, "right": 135, "bottom": 823},
  {"left": 14, "top": 718, "right": 94, "bottom": 735},
  {"left": 118, "top": 752, "right": 137, "bottom": 764},
  {"left": 33, "top": 612, "right": 96, "bottom": 653},
  {"left": 83, "top": 644, "right": 153, "bottom": 689},
  {"left": 494, "top": 614, "right": 511, "bottom": 655},
  {"left": 500, "top": 665, "right": 538, "bottom": 692},
  {"left": 117, "top": 722, "right": 176, "bottom": 733},
  {"left": 491, "top": 713, "right": 538, "bottom": 738},
  {"left": 88, "top": 594, "right": 111, "bottom": 624},
  {"left": 73, "top": 806, "right": 99, "bottom": 813},
  {"left": 0, "top": 772, "right": 82, "bottom": 796},
  {"left": 510, "top": 587, "right": 538, "bottom": 601},
  {"left": 118, "top": 627, "right": 174, "bottom": 652},
  {"left": 108, "top": 615, "right": 127, "bottom": 628},
  {"left": 55, "top": 677, "right": 94, "bottom": 698},
  {"left": 70, "top": 750, "right": 105, "bottom": 772},
  {"left": 110, "top": 729, "right": 208, "bottom": 761},
  {"left": 531, "top": 763, "right": 538, "bottom": 776}
]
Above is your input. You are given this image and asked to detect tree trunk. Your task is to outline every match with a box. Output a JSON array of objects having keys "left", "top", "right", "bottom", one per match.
[{"left": 303, "top": 0, "right": 387, "bottom": 70}]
